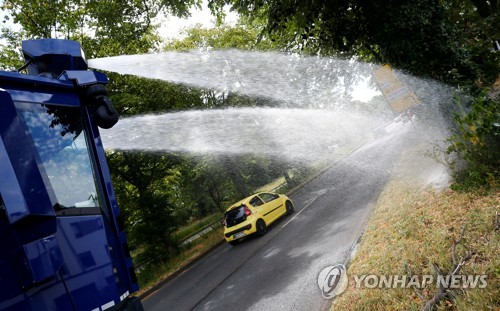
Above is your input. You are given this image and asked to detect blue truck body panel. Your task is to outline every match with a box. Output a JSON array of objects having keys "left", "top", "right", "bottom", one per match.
[{"left": 0, "top": 39, "right": 141, "bottom": 311}]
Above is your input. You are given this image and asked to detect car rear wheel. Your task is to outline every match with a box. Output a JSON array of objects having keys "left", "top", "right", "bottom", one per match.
[
  {"left": 286, "top": 201, "right": 294, "bottom": 215},
  {"left": 229, "top": 240, "right": 239, "bottom": 246},
  {"left": 256, "top": 219, "right": 267, "bottom": 236}
]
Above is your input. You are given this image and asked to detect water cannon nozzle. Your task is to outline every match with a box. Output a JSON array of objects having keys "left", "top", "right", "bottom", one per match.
[
  {"left": 21, "top": 39, "right": 88, "bottom": 77},
  {"left": 83, "top": 84, "right": 119, "bottom": 129}
]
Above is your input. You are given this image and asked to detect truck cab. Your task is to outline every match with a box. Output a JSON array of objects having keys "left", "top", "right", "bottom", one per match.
[{"left": 0, "top": 39, "right": 141, "bottom": 310}]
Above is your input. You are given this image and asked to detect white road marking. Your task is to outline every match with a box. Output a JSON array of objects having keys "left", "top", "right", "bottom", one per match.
[{"left": 281, "top": 195, "right": 320, "bottom": 229}]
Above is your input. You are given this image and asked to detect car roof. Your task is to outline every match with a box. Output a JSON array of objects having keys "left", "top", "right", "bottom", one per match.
[
  {"left": 225, "top": 192, "right": 279, "bottom": 212},
  {"left": 225, "top": 195, "right": 254, "bottom": 212}
]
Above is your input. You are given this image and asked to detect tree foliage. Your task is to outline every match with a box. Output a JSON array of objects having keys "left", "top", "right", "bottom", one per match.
[
  {"left": 0, "top": 0, "right": 203, "bottom": 64},
  {"left": 447, "top": 92, "right": 500, "bottom": 190},
  {"left": 107, "top": 151, "right": 184, "bottom": 263},
  {"left": 163, "top": 23, "right": 276, "bottom": 51},
  {"left": 105, "top": 72, "right": 205, "bottom": 115},
  {"left": 208, "top": 0, "right": 499, "bottom": 86}
]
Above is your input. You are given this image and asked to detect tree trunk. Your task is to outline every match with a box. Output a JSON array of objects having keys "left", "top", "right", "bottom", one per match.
[{"left": 224, "top": 157, "right": 250, "bottom": 198}]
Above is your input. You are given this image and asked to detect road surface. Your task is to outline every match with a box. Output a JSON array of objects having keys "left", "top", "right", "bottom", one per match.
[{"left": 142, "top": 126, "right": 410, "bottom": 311}]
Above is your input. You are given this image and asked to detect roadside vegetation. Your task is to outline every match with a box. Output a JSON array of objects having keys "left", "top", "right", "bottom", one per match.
[
  {"left": 171, "top": 212, "right": 222, "bottom": 243},
  {"left": 332, "top": 142, "right": 499, "bottom": 310},
  {"left": 135, "top": 228, "right": 223, "bottom": 297}
]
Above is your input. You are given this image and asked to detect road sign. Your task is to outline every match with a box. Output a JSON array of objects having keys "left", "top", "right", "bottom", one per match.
[{"left": 372, "top": 64, "right": 420, "bottom": 113}]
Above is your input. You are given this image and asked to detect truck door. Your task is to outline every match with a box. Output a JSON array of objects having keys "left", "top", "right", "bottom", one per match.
[
  {"left": 0, "top": 89, "right": 121, "bottom": 311},
  {"left": 0, "top": 89, "right": 73, "bottom": 310}
]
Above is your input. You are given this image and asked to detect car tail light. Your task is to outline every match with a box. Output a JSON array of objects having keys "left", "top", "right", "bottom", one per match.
[{"left": 244, "top": 205, "right": 252, "bottom": 216}]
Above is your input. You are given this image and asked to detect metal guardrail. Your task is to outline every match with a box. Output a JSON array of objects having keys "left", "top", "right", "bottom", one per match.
[{"left": 179, "top": 220, "right": 222, "bottom": 246}]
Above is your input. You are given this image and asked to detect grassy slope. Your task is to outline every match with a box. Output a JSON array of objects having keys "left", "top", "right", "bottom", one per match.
[
  {"left": 332, "top": 176, "right": 499, "bottom": 310},
  {"left": 172, "top": 213, "right": 222, "bottom": 242}
]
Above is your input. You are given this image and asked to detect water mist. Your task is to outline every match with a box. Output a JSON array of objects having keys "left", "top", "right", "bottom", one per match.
[{"left": 89, "top": 49, "right": 457, "bottom": 188}]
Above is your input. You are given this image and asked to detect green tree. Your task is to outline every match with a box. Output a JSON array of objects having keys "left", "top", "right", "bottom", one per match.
[
  {"left": 107, "top": 151, "right": 183, "bottom": 264},
  {"left": 0, "top": 27, "right": 24, "bottom": 70},
  {"left": 0, "top": 0, "right": 203, "bottom": 66},
  {"left": 208, "top": 0, "right": 499, "bottom": 86},
  {"left": 447, "top": 92, "right": 500, "bottom": 190},
  {"left": 164, "top": 23, "right": 276, "bottom": 51},
  {"left": 183, "top": 155, "right": 239, "bottom": 213},
  {"left": 105, "top": 72, "right": 205, "bottom": 115}
]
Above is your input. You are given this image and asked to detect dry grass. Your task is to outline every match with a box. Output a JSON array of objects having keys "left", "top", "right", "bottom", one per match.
[{"left": 331, "top": 180, "right": 499, "bottom": 310}]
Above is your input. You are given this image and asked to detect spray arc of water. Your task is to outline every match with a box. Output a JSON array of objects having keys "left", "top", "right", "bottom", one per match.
[
  {"left": 90, "top": 50, "right": 394, "bottom": 157},
  {"left": 90, "top": 49, "right": 457, "bottom": 188},
  {"left": 88, "top": 49, "right": 380, "bottom": 110},
  {"left": 101, "top": 107, "right": 384, "bottom": 161}
]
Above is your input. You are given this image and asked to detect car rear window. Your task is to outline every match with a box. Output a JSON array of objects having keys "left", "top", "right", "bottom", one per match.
[{"left": 225, "top": 206, "right": 247, "bottom": 228}]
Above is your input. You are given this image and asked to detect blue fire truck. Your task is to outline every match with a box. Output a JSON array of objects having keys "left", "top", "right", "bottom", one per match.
[{"left": 0, "top": 39, "right": 142, "bottom": 310}]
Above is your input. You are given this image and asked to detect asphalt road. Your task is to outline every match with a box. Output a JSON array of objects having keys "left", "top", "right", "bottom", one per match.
[{"left": 142, "top": 125, "right": 410, "bottom": 311}]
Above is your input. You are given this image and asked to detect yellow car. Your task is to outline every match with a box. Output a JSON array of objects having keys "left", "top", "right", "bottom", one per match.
[{"left": 223, "top": 192, "right": 294, "bottom": 245}]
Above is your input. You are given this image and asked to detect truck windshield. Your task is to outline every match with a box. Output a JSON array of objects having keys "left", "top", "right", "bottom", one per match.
[{"left": 16, "top": 102, "right": 101, "bottom": 210}]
